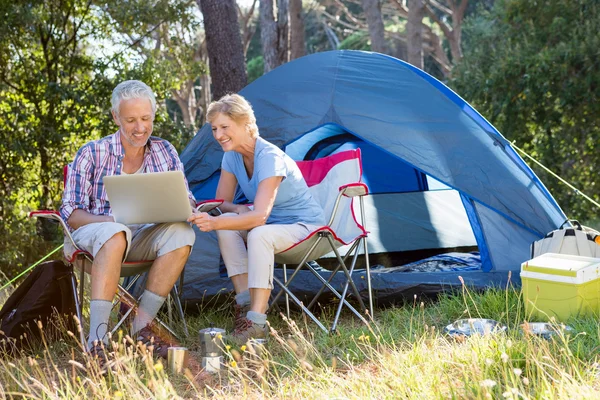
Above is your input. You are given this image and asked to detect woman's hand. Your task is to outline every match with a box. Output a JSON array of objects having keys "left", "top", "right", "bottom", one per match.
[
  {"left": 235, "top": 204, "right": 252, "bottom": 214},
  {"left": 188, "top": 212, "right": 218, "bottom": 232}
]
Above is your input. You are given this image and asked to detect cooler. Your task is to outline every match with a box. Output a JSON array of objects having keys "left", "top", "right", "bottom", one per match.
[{"left": 521, "top": 253, "right": 600, "bottom": 321}]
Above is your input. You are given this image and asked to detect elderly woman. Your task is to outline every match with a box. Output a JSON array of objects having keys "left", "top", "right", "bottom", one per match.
[{"left": 188, "top": 94, "right": 325, "bottom": 344}]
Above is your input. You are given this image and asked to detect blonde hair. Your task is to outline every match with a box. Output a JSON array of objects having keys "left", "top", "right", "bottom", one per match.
[{"left": 206, "top": 94, "right": 259, "bottom": 139}]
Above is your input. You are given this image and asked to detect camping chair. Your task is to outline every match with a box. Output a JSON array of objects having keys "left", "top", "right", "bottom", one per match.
[
  {"left": 28, "top": 166, "right": 221, "bottom": 346},
  {"left": 269, "top": 149, "right": 374, "bottom": 333}
]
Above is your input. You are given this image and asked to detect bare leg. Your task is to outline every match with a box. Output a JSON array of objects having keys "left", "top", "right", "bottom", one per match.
[
  {"left": 145, "top": 245, "right": 191, "bottom": 296},
  {"left": 231, "top": 273, "right": 249, "bottom": 294},
  {"left": 250, "top": 288, "right": 271, "bottom": 314},
  {"left": 91, "top": 232, "right": 127, "bottom": 300}
]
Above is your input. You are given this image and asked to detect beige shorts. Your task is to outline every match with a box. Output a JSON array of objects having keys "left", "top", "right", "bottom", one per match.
[{"left": 65, "top": 222, "right": 195, "bottom": 261}]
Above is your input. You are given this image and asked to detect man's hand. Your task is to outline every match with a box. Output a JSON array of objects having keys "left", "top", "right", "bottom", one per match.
[{"left": 188, "top": 212, "right": 218, "bottom": 232}]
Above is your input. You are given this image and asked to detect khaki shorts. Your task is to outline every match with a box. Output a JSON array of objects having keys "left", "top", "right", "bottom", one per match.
[{"left": 65, "top": 222, "right": 195, "bottom": 261}]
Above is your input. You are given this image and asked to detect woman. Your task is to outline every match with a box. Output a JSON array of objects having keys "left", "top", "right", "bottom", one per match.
[{"left": 188, "top": 94, "right": 325, "bottom": 344}]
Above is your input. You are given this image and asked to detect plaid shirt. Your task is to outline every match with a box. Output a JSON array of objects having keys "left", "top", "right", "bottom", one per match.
[{"left": 60, "top": 132, "right": 195, "bottom": 228}]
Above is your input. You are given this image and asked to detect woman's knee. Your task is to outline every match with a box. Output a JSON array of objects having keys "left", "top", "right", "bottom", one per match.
[{"left": 246, "top": 225, "right": 272, "bottom": 244}]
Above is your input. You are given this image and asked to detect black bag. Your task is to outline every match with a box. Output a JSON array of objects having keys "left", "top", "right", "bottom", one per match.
[{"left": 0, "top": 260, "right": 77, "bottom": 355}]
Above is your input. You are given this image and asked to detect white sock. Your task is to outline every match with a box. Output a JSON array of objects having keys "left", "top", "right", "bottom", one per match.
[
  {"left": 235, "top": 290, "right": 251, "bottom": 307},
  {"left": 132, "top": 290, "right": 166, "bottom": 334},
  {"left": 88, "top": 300, "right": 112, "bottom": 350},
  {"left": 246, "top": 310, "right": 267, "bottom": 325}
]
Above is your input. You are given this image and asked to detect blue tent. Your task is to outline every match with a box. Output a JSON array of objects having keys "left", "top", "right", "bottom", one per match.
[{"left": 178, "top": 50, "right": 566, "bottom": 305}]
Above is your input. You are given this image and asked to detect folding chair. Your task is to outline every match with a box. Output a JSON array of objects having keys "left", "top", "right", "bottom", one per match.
[
  {"left": 28, "top": 167, "right": 221, "bottom": 346},
  {"left": 269, "top": 149, "right": 373, "bottom": 333}
]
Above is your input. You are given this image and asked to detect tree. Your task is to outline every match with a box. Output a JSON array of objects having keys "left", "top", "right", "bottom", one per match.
[
  {"left": 0, "top": 0, "right": 201, "bottom": 277},
  {"left": 361, "top": 0, "right": 388, "bottom": 54},
  {"left": 289, "top": 0, "right": 306, "bottom": 59},
  {"left": 451, "top": 0, "right": 600, "bottom": 223},
  {"left": 198, "top": 0, "right": 248, "bottom": 100},
  {"left": 424, "top": 0, "right": 469, "bottom": 64},
  {"left": 259, "top": 0, "right": 291, "bottom": 73},
  {"left": 237, "top": 0, "right": 259, "bottom": 56},
  {"left": 407, "top": 0, "right": 425, "bottom": 68},
  {"left": 106, "top": 0, "right": 209, "bottom": 129},
  {"left": 0, "top": 0, "right": 116, "bottom": 275}
]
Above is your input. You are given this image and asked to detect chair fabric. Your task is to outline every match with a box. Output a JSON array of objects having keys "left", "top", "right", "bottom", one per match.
[
  {"left": 275, "top": 150, "right": 367, "bottom": 263},
  {"left": 271, "top": 149, "right": 373, "bottom": 333}
]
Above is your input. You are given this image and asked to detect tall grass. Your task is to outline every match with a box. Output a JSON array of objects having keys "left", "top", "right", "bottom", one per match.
[{"left": 1, "top": 281, "right": 600, "bottom": 399}]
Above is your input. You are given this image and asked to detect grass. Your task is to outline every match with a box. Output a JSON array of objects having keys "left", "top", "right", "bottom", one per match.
[{"left": 2, "top": 280, "right": 600, "bottom": 399}]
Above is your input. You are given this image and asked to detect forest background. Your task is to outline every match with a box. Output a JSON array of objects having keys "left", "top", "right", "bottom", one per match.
[{"left": 1, "top": 0, "right": 598, "bottom": 279}]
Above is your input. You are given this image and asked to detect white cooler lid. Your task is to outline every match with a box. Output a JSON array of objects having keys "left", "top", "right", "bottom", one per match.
[{"left": 521, "top": 253, "right": 600, "bottom": 284}]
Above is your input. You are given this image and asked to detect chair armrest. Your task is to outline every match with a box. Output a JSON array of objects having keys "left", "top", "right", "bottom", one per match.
[
  {"left": 195, "top": 199, "right": 224, "bottom": 215},
  {"left": 28, "top": 210, "right": 63, "bottom": 223},
  {"left": 28, "top": 210, "right": 78, "bottom": 250},
  {"left": 339, "top": 183, "right": 368, "bottom": 197}
]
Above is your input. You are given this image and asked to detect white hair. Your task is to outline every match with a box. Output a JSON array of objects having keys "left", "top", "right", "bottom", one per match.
[{"left": 111, "top": 80, "right": 157, "bottom": 117}]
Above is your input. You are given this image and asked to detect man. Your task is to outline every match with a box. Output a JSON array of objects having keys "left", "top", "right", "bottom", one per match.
[{"left": 60, "top": 80, "right": 196, "bottom": 361}]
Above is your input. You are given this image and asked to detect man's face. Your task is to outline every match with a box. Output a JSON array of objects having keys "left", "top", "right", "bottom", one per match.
[{"left": 112, "top": 98, "right": 154, "bottom": 149}]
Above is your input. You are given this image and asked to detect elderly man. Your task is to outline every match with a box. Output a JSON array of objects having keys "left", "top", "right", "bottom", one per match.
[{"left": 60, "top": 80, "right": 196, "bottom": 361}]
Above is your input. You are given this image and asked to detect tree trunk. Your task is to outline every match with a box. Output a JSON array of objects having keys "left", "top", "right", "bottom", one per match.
[
  {"left": 198, "top": 0, "right": 247, "bottom": 100},
  {"left": 237, "top": 0, "right": 258, "bottom": 57},
  {"left": 361, "top": 0, "right": 388, "bottom": 54},
  {"left": 277, "top": 0, "right": 290, "bottom": 65},
  {"left": 260, "top": 0, "right": 279, "bottom": 73},
  {"left": 407, "top": 0, "right": 424, "bottom": 69},
  {"left": 289, "top": 0, "right": 305, "bottom": 59},
  {"left": 171, "top": 82, "right": 197, "bottom": 129}
]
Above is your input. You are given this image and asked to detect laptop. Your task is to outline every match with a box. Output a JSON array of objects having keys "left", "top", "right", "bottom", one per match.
[{"left": 103, "top": 171, "right": 193, "bottom": 225}]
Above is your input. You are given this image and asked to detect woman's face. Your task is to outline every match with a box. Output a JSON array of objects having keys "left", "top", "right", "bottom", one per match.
[{"left": 211, "top": 113, "right": 248, "bottom": 152}]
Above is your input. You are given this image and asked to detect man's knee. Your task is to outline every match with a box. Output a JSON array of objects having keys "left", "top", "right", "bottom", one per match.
[
  {"left": 101, "top": 231, "right": 127, "bottom": 254},
  {"left": 159, "top": 222, "right": 195, "bottom": 253}
]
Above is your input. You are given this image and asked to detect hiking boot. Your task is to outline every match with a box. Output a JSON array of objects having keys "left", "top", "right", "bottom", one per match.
[
  {"left": 87, "top": 341, "right": 110, "bottom": 371},
  {"left": 233, "top": 304, "right": 251, "bottom": 332},
  {"left": 134, "top": 324, "right": 179, "bottom": 359},
  {"left": 228, "top": 317, "right": 268, "bottom": 346}
]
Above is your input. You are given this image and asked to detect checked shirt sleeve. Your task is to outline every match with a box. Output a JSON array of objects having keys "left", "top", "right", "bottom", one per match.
[
  {"left": 60, "top": 145, "right": 94, "bottom": 222},
  {"left": 166, "top": 142, "right": 196, "bottom": 204}
]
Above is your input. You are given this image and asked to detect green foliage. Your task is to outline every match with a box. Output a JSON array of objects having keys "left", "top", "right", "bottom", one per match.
[
  {"left": 0, "top": 1, "right": 203, "bottom": 280},
  {"left": 338, "top": 31, "right": 370, "bottom": 51},
  {"left": 246, "top": 56, "right": 265, "bottom": 83},
  {"left": 451, "top": 0, "right": 600, "bottom": 225}
]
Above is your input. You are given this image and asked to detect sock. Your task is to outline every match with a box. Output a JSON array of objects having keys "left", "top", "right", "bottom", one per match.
[
  {"left": 132, "top": 290, "right": 167, "bottom": 335},
  {"left": 88, "top": 300, "right": 112, "bottom": 350},
  {"left": 246, "top": 310, "right": 267, "bottom": 326},
  {"left": 235, "top": 290, "right": 251, "bottom": 307}
]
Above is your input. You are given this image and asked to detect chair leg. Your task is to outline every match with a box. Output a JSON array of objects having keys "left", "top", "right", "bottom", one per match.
[
  {"left": 307, "top": 239, "right": 359, "bottom": 311},
  {"left": 283, "top": 264, "right": 290, "bottom": 318},
  {"left": 69, "top": 268, "right": 86, "bottom": 347},
  {"left": 166, "top": 294, "right": 174, "bottom": 326},
  {"left": 325, "top": 235, "right": 366, "bottom": 312},
  {"left": 178, "top": 269, "right": 185, "bottom": 301},
  {"left": 330, "top": 239, "right": 362, "bottom": 333},
  {"left": 273, "top": 276, "right": 329, "bottom": 333},
  {"left": 362, "top": 237, "right": 374, "bottom": 319},
  {"left": 358, "top": 197, "right": 374, "bottom": 318},
  {"left": 171, "top": 284, "right": 189, "bottom": 337},
  {"left": 111, "top": 285, "right": 180, "bottom": 340},
  {"left": 270, "top": 237, "right": 323, "bottom": 307}
]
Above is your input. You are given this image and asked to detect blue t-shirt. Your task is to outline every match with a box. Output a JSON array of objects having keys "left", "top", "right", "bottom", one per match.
[{"left": 221, "top": 137, "right": 325, "bottom": 226}]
